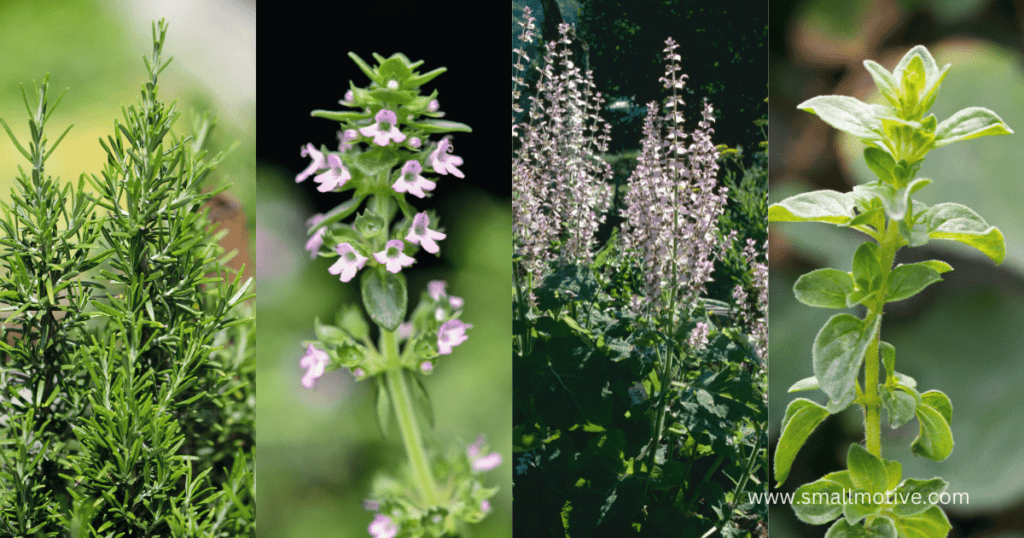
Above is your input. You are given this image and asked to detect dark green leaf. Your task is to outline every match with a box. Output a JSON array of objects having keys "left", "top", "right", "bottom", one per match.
[
  {"left": 360, "top": 269, "right": 407, "bottom": 332},
  {"left": 886, "top": 263, "right": 943, "bottom": 303}
]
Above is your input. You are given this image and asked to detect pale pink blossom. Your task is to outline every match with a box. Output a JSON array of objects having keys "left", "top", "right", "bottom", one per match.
[
  {"left": 297, "top": 143, "right": 327, "bottom": 183},
  {"left": 314, "top": 153, "right": 352, "bottom": 192},
  {"left": 428, "top": 137, "right": 464, "bottom": 178},
  {"left": 437, "top": 319, "right": 471, "bottom": 355},
  {"left": 300, "top": 344, "right": 329, "bottom": 389},
  {"left": 373, "top": 240, "right": 415, "bottom": 273},
  {"left": 329, "top": 243, "right": 368, "bottom": 282},
  {"left": 405, "top": 212, "right": 446, "bottom": 254},
  {"left": 360, "top": 109, "right": 406, "bottom": 146},
  {"left": 467, "top": 435, "right": 502, "bottom": 472},
  {"left": 392, "top": 161, "right": 435, "bottom": 198},
  {"left": 368, "top": 514, "right": 398, "bottom": 538}
]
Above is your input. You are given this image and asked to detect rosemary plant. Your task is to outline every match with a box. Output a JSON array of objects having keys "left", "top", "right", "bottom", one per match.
[
  {"left": 772, "top": 45, "right": 1012, "bottom": 537},
  {"left": 0, "top": 20, "right": 254, "bottom": 537}
]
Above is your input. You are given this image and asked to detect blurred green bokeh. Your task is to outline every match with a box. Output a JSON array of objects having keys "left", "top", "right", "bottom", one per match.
[
  {"left": 255, "top": 166, "right": 512, "bottom": 537},
  {"left": 769, "top": 3, "right": 1024, "bottom": 535}
]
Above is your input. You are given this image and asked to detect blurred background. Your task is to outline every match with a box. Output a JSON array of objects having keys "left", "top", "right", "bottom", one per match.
[
  {"left": 255, "top": 4, "right": 511, "bottom": 538},
  {"left": 769, "top": 1, "right": 1024, "bottom": 537},
  {"left": 0, "top": 0, "right": 255, "bottom": 275}
]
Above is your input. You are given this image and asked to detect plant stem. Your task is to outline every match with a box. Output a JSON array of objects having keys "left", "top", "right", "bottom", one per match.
[
  {"left": 863, "top": 221, "right": 900, "bottom": 457},
  {"left": 383, "top": 330, "right": 440, "bottom": 507}
]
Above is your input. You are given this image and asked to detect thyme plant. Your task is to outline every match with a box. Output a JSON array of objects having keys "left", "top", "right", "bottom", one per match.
[
  {"left": 0, "top": 21, "right": 254, "bottom": 536},
  {"left": 296, "top": 52, "right": 500, "bottom": 537},
  {"left": 772, "top": 46, "right": 1012, "bottom": 537}
]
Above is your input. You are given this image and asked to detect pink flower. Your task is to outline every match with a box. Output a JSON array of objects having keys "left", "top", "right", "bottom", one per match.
[
  {"left": 314, "top": 154, "right": 352, "bottom": 192},
  {"left": 437, "top": 319, "right": 471, "bottom": 355},
  {"left": 305, "top": 215, "right": 326, "bottom": 259},
  {"left": 368, "top": 514, "right": 398, "bottom": 538},
  {"left": 343, "top": 89, "right": 355, "bottom": 104},
  {"left": 467, "top": 435, "right": 502, "bottom": 472},
  {"left": 405, "top": 212, "right": 446, "bottom": 254},
  {"left": 300, "top": 344, "right": 329, "bottom": 389},
  {"left": 329, "top": 243, "right": 368, "bottom": 282},
  {"left": 427, "top": 99, "right": 440, "bottom": 112},
  {"left": 373, "top": 240, "right": 415, "bottom": 273},
  {"left": 296, "top": 143, "right": 327, "bottom": 183},
  {"left": 419, "top": 361, "right": 433, "bottom": 374},
  {"left": 428, "top": 137, "right": 464, "bottom": 178},
  {"left": 360, "top": 109, "right": 406, "bottom": 146},
  {"left": 392, "top": 161, "right": 436, "bottom": 198}
]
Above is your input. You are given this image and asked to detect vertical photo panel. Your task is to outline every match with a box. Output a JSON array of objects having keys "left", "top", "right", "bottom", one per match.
[{"left": 513, "top": 1, "right": 768, "bottom": 536}]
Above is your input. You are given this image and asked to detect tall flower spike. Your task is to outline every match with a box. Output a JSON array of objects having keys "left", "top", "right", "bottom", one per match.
[
  {"left": 405, "top": 212, "right": 446, "bottom": 254},
  {"left": 297, "top": 143, "right": 327, "bottom": 183},
  {"left": 300, "top": 344, "right": 329, "bottom": 389},
  {"left": 392, "top": 160, "right": 436, "bottom": 198},
  {"left": 360, "top": 109, "right": 406, "bottom": 146},
  {"left": 428, "top": 137, "right": 464, "bottom": 178},
  {"left": 314, "top": 153, "right": 352, "bottom": 192},
  {"left": 373, "top": 239, "right": 415, "bottom": 273},
  {"left": 329, "top": 242, "right": 368, "bottom": 282}
]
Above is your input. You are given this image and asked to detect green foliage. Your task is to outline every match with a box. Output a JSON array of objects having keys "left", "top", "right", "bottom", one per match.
[
  {"left": 771, "top": 45, "right": 1009, "bottom": 537},
  {"left": 0, "top": 21, "right": 254, "bottom": 537}
]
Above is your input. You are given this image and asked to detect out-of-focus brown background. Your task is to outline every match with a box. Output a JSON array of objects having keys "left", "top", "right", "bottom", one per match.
[{"left": 769, "top": 1, "right": 1024, "bottom": 537}]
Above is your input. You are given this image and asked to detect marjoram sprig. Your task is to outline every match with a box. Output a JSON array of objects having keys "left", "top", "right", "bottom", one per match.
[
  {"left": 771, "top": 45, "right": 1012, "bottom": 538},
  {"left": 295, "top": 52, "right": 500, "bottom": 537}
]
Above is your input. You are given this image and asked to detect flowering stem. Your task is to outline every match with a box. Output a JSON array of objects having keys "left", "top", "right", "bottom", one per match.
[
  {"left": 863, "top": 221, "right": 900, "bottom": 457},
  {"left": 383, "top": 330, "right": 440, "bottom": 507}
]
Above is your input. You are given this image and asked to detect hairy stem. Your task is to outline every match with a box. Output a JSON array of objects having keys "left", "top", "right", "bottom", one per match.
[
  {"left": 383, "top": 330, "right": 440, "bottom": 507},
  {"left": 863, "top": 221, "right": 900, "bottom": 457}
]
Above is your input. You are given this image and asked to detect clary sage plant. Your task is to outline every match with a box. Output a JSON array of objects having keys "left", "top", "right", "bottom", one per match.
[
  {"left": 771, "top": 46, "right": 1011, "bottom": 537},
  {"left": 0, "top": 21, "right": 254, "bottom": 536},
  {"left": 296, "top": 53, "right": 500, "bottom": 537}
]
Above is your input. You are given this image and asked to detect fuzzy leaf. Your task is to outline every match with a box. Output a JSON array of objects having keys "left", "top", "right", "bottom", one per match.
[
  {"left": 891, "top": 478, "right": 948, "bottom": 517},
  {"left": 911, "top": 402, "right": 954, "bottom": 461},
  {"left": 923, "top": 203, "right": 1005, "bottom": 264},
  {"left": 847, "top": 443, "right": 889, "bottom": 495},
  {"left": 886, "top": 263, "right": 943, "bottom": 303},
  {"left": 360, "top": 269, "right": 407, "bottom": 332},
  {"left": 775, "top": 399, "right": 830, "bottom": 487},
  {"left": 769, "top": 190, "right": 856, "bottom": 224},
  {"left": 824, "top": 516, "right": 897, "bottom": 538},
  {"left": 794, "top": 269, "right": 856, "bottom": 309},
  {"left": 813, "top": 314, "right": 881, "bottom": 402},
  {"left": 891, "top": 506, "right": 951, "bottom": 538},
  {"left": 798, "top": 95, "right": 883, "bottom": 140},
  {"left": 792, "top": 478, "right": 845, "bottom": 525},
  {"left": 934, "top": 107, "right": 1013, "bottom": 147},
  {"left": 405, "top": 119, "right": 472, "bottom": 133}
]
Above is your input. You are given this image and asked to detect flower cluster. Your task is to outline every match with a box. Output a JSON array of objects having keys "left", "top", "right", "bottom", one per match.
[
  {"left": 291, "top": 53, "right": 498, "bottom": 537},
  {"left": 621, "top": 38, "right": 730, "bottom": 316},
  {"left": 512, "top": 17, "right": 613, "bottom": 281},
  {"left": 732, "top": 238, "right": 768, "bottom": 365}
]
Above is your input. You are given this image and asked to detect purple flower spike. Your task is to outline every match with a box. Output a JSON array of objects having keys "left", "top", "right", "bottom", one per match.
[
  {"left": 373, "top": 240, "right": 415, "bottom": 273},
  {"left": 368, "top": 514, "right": 398, "bottom": 538},
  {"left": 437, "top": 319, "right": 471, "bottom": 355},
  {"left": 428, "top": 137, "right": 464, "bottom": 178},
  {"left": 296, "top": 143, "right": 327, "bottom": 183},
  {"left": 467, "top": 435, "right": 502, "bottom": 472},
  {"left": 392, "top": 161, "right": 436, "bottom": 199},
  {"left": 300, "top": 344, "right": 329, "bottom": 389},
  {"left": 360, "top": 109, "right": 406, "bottom": 146},
  {"left": 314, "top": 154, "right": 352, "bottom": 192},
  {"left": 405, "top": 212, "right": 446, "bottom": 254},
  {"left": 329, "top": 243, "right": 368, "bottom": 282}
]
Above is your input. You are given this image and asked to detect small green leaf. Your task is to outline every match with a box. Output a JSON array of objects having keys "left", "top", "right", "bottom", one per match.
[
  {"left": 405, "top": 119, "right": 473, "bottom": 133},
  {"left": 360, "top": 269, "right": 408, "bottom": 332},
  {"left": 916, "top": 260, "right": 953, "bottom": 274},
  {"left": 920, "top": 390, "right": 952, "bottom": 426},
  {"left": 788, "top": 376, "right": 820, "bottom": 393},
  {"left": 892, "top": 478, "right": 948, "bottom": 517},
  {"left": 891, "top": 505, "right": 951, "bottom": 538},
  {"left": 863, "top": 147, "right": 897, "bottom": 183},
  {"left": 377, "top": 57, "right": 413, "bottom": 83},
  {"left": 775, "top": 399, "right": 830, "bottom": 487},
  {"left": 792, "top": 478, "right": 845, "bottom": 525},
  {"left": 353, "top": 147, "right": 401, "bottom": 176},
  {"left": 311, "top": 110, "right": 372, "bottom": 122},
  {"left": 405, "top": 67, "right": 447, "bottom": 89},
  {"left": 935, "top": 107, "right": 1013, "bottom": 147},
  {"left": 794, "top": 268, "right": 856, "bottom": 309},
  {"left": 911, "top": 402, "right": 954, "bottom": 461},
  {"left": 883, "top": 458, "right": 903, "bottom": 492},
  {"left": 924, "top": 203, "right": 1005, "bottom": 264},
  {"left": 813, "top": 314, "right": 880, "bottom": 402},
  {"left": 851, "top": 242, "right": 881, "bottom": 291},
  {"left": 353, "top": 210, "right": 386, "bottom": 238},
  {"left": 798, "top": 95, "right": 883, "bottom": 140},
  {"left": 347, "top": 52, "right": 381, "bottom": 85},
  {"left": 886, "top": 263, "right": 943, "bottom": 303},
  {"left": 769, "top": 190, "right": 855, "bottom": 224},
  {"left": 369, "top": 88, "right": 414, "bottom": 105},
  {"left": 824, "top": 516, "right": 897, "bottom": 538},
  {"left": 880, "top": 341, "right": 896, "bottom": 383},
  {"left": 847, "top": 443, "right": 889, "bottom": 494},
  {"left": 880, "top": 387, "right": 918, "bottom": 429},
  {"left": 863, "top": 60, "right": 899, "bottom": 103}
]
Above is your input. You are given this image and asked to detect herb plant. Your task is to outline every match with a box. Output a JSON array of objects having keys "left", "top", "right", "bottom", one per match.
[
  {"left": 295, "top": 52, "right": 500, "bottom": 537},
  {"left": 513, "top": 10, "right": 768, "bottom": 536},
  {"left": 771, "top": 45, "right": 1012, "bottom": 537},
  {"left": 0, "top": 20, "right": 254, "bottom": 536}
]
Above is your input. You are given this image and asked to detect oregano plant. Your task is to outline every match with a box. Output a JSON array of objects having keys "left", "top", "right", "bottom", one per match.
[
  {"left": 771, "top": 45, "right": 1012, "bottom": 537},
  {"left": 0, "top": 20, "right": 254, "bottom": 536},
  {"left": 295, "top": 52, "right": 500, "bottom": 537}
]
